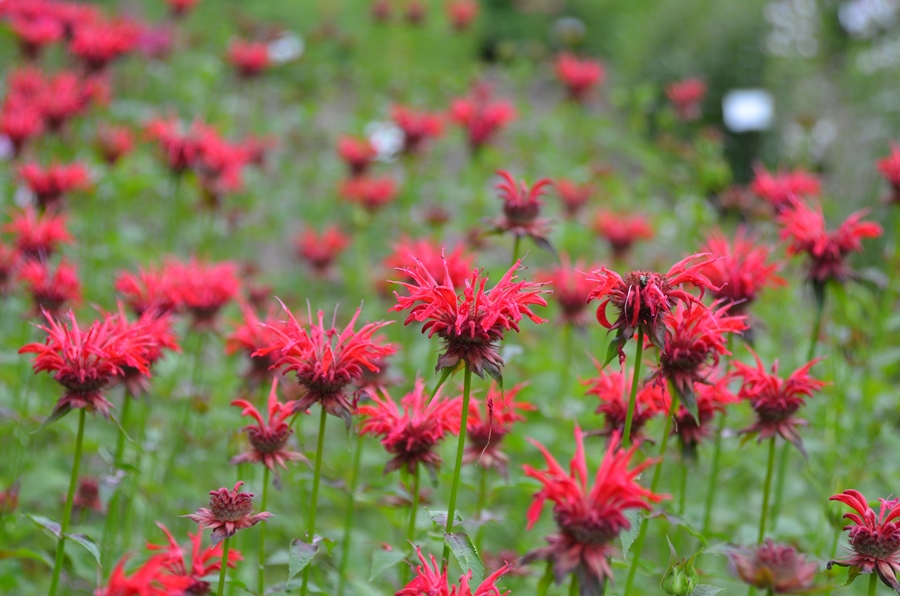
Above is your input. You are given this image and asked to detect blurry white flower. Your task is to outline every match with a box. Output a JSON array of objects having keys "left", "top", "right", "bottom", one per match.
[
  {"left": 366, "top": 121, "right": 404, "bottom": 162},
  {"left": 268, "top": 33, "right": 304, "bottom": 64},
  {"left": 723, "top": 89, "right": 774, "bottom": 133}
]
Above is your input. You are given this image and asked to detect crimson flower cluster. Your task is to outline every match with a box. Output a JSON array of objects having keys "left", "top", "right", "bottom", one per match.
[
  {"left": 294, "top": 225, "right": 350, "bottom": 277},
  {"left": 4, "top": 205, "right": 73, "bottom": 259},
  {"left": 555, "top": 179, "right": 593, "bottom": 218},
  {"left": 829, "top": 489, "right": 900, "bottom": 591},
  {"left": 727, "top": 540, "right": 817, "bottom": 593},
  {"left": 489, "top": 169, "right": 554, "bottom": 252},
  {"left": 18, "top": 162, "right": 91, "bottom": 210},
  {"left": 17, "top": 258, "right": 82, "bottom": 316},
  {"left": 337, "top": 134, "right": 376, "bottom": 178},
  {"left": 592, "top": 210, "right": 654, "bottom": 260},
  {"left": 464, "top": 382, "right": 534, "bottom": 478},
  {"left": 555, "top": 53, "right": 605, "bottom": 103},
  {"left": 225, "top": 304, "right": 286, "bottom": 386},
  {"left": 583, "top": 367, "right": 666, "bottom": 442},
  {"left": 184, "top": 481, "right": 272, "bottom": 546},
  {"left": 145, "top": 523, "right": 243, "bottom": 596},
  {"left": 397, "top": 547, "right": 512, "bottom": 596},
  {"left": 750, "top": 166, "right": 821, "bottom": 212},
  {"left": 391, "top": 105, "right": 444, "bottom": 154},
  {"left": 446, "top": 0, "right": 479, "bottom": 32},
  {"left": 449, "top": 84, "right": 516, "bottom": 153},
  {"left": 231, "top": 379, "right": 307, "bottom": 474},
  {"left": 227, "top": 39, "right": 271, "bottom": 79},
  {"left": 536, "top": 254, "right": 599, "bottom": 326},
  {"left": 665, "top": 78, "right": 706, "bottom": 121}
]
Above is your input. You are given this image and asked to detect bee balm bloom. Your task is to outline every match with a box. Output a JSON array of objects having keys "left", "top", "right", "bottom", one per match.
[
  {"left": 464, "top": 382, "right": 534, "bottom": 478},
  {"left": 490, "top": 169, "right": 554, "bottom": 252},
  {"left": 727, "top": 540, "right": 817, "bottom": 593},
  {"left": 554, "top": 53, "right": 605, "bottom": 103},
  {"left": 592, "top": 210, "right": 654, "bottom": 260},
  {"left": 828, "top": 489, "right": 900, "bottom": 591},
  {"left": 183, "top": 481, "right": 272, "bottom": 546},
  {"left": 449, "top": 84, "right": 516, "bottom": 153},
  {"left": 147, "top": 523, "right": 242, "bottom": 594},
  {"left": 230, "top": 379, "right": 307, "bottom": 473},
  {"left": 750, "top": 166, "right": 821, "bottom": 212},
  {"left": 665, "top": 78, "right": 707, "bottom": 121},
  {"left": 397, "top": 547, "right": 512, "bottom": 595},
  {"left": 877, "top": 144, "right": 900, "bottom": 204}
]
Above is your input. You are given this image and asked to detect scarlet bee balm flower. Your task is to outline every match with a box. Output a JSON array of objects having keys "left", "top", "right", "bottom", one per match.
[
  {"left": 183, "top": 481, "right": 272, "bottom": 546},
  {"left": 727, "top": 540, "right": 817, "bottom": 593},
  {"left": 700, "top": 227, "right": 785, "bottom": 314},
  {"left": 397, "top": 547, "right": 512, "bottom": 595},
  {"left": 230, "top": 379, "right": 307, "bottom": 473},
  {"left": 490, "top": 169, "right": 554, "bottom": 253},
  {"left": 829, "top": 489, "right": 900, "bottom": 591},
  {"left": 554, "top": 53, "right": 605, "bottom": 103}
]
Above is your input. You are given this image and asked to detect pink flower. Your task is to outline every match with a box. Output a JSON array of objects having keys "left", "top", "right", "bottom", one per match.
[
  {"left": 227, "top": 40, "right": 271, "bottom": 79},
  {"left": 665, "top": 78, "right": 706, "bottom": 121},
  {"left": 446, "top": 0, "right": 479, "bottom": 32},
  {"left": 18, "top": 162, "right": 90, "bottom": 210},
  {"left": 555, "top": 53, "right": 605, "bottom": 103},
  {"left": 464, "top": 382, "right": 534, "bottom": 478},
  {"left": 183, "top": 481, "right": 272, "bottom": 546},
  {"left": 583, "top": 367, "right": 665, "bottom": 442},
  {"left": 489, "top": 169, "right": 554, "bottom": 253},
  {"left": 878, "top": 143, "right": 900, "bottom": 204},
  {"left": 728, "top": 540, "right": 817, "bottom": 593},
  {"left": 231, "top": 379, "right": 307, "bottom": 473},
  {"left": 829, "top": 490, "right": 900, "bottom": 591},
  {"left": 225, "top": 304, "right": 285, "bottom": 387},
  {"left": 397, "top": 547, "right": 512, "bottom": 595},
  {"left": 337, "top": 134, "right": 376, "bottom": 178},
  {"left": 96, "top": 125, "right": 134, "bottom": 165}
]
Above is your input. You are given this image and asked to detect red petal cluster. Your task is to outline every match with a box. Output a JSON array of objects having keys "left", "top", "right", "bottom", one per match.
[
  {"left": 583, "top": 367, "right": 665, "bottom": 442},
  {"left": 829, "top": 489, "right": 900, "bottom": 591},
  {"left": 490, "top": 170, "right": 553, "bottom": 248},
  {"left": 294, "top": 225, "right": 350, "bottom": 276},
  {"left": 592, "top": 210, "right": 654, "bottom": 260},
  {"left": 146, "top": 523, "right": 243, "bottom": 595},
  {"left": 665, "top": 78, "right": 706, "bottom": 121},
  {"left": 555, "top": 179, "right": 593, "bottom": 218},
  {"left": 700, "top": 227, "right": 785, "bottom": 313},
  {"left": 17, "top": 258, "right": 81, "bottom": 316},
  {"left": 339, "top": 176, "right": 399, "bottom": 212},
  {"left": 183, "top": 481, "right": 272, "bottom": 546},
  {"left": 96, "top": 124, "right": 134, "bottom": 165},
  {"left": 337, "top": 134, "right": 376, "bottom": 178},
  {"left": 391, "top": 105, "right": 444, "bottom": 154},
  {"left": 878, "top": 143, "right": 900, "bottom": 203},
  {"left": 536, "top": 254, "right": 599, "bottom": 326},
  {"left": 727, "top": 540, "right": 817, "bottom": 592},
  {"left": 397, "top": 547, "right": 512, "bottom": 596},
  {"left": 231, "top": 378, "right": 307, "bottom": 472},
  {"left": 18, "top": 162, "right": 90, "bottom": 210},
  {"left": 227, "top": 40, "right": 271, "bottom": 79},
  {"left": 449, "top": 84, "right": 516, "bottom": 152},
  {"left": 555, "top": 53, "right": 605, "bottom": 102},
  {"left": 464, "top": 382, "right": 534, "bottom": 477},
  {"left": 446, "top": 0, "right": 479, "bottom": 32},
  {"left": 4, "top": 205, "right": 72, "bottom": 258},
  {"left": 750, "top": 165, "right": 821, "bottom": 212},
  {"left": 225, "top": 304, "right": 287, "bottom": 386},
  {"left": 385, "top": 238, "right": 475, "bottom": 292}
]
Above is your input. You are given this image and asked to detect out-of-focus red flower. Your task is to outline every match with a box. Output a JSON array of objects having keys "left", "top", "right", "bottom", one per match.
[
  {"left": 384, "top": 238, "right": 474, "bottom": 290},
  {"left": 778, "top": 201, "right": 882, "bottom": 286},
  {"left": 750, "top": 166, "right": 821, "bottom": 212},
  {"left": 114, "top": 262, "right": 182, "bottom": 318},
  {"left": 170, "top": 259, "right": 241, "bottom": 329},
  {"left": 9, "top": 16, "right": 64, "bottom": 59},
  {"left": 96, "top": 553, "right": 193, "bottom": 596},
  {"left": 359, "top": 378, "right": 461, "bottom": 479},
  {"left": 555, "top": 179, "right": 592, "bottom": 219},
  {"left": 339, "top": 176, "right": 399, "bottom": 212},
  {"left": 489, "top": 169, "right": 554, "bottom": 252},
  {"left": 734, "top": 351, "right": 825, "bottom": 455},
  {"left": 391, "top": 258, "right": 548, "bottom": 380},
  {"left": 728, "top": 540, "right": 817, "bottom": 593},
  {"left": 18, "top": 162, "right": 90, "bottom": 210},
  {"left": 0, "top": 481, "right": 20, "bottom": 515},
  {"left": 878, "top": 143, "right": 900, "bottom": 204},
  {"left": 699, "top": 227, "right": 785, "bottom": 314},
  {"left": 37, "top": 71, "right": 89, "bottom": 133},
  {"left": 7, "top": 66, "right": 45, "bottom": 99},
  {"left": 829, "top": 490, "right": 900, "bottom": 591},
  {"left": 225, "top": 304, "right": 285, "bottom": 387},
  {"left": 255, "top": 303, "right": 396, "bottom": 426},
  {"left": 19, "top": 309, "right": 151, "bottom": 419},
  {"left": 147, "top": 523, "right": 242, "bottom": 595},
  {"left": 231, "top": 378, "right": 307, "bottom": 473},
  {"left": 0, "top": 243, "right": 18, "bottom": 295},
  {"left": 294, "top": 225, "right": 349, "bottom": 276},
  {"left": 337, "top": 134, "right": 377, "bottom": 178},
  {"left": 583, "top": 367, "right": 665, "bottom": 442},
  {"left": 227, "top": 40, "right": 271, "bottom": 79},
  {"left": 587, "top": 254, "right": 717, "bottom": 352},
  {"left": 404, "top": 0, "right": 427, "bottom": 24},
  {"left": 592, "top": 211, "right": 654, "bottom": 261},
  {"left": 167, "top": 0, "right": 201, "bottom": 18},
  {"left": 17, "top": 258, "right": 81, "bottom": 317},
  {"left": 649, "top": 375, "right": 737, "bottom": 457},
  {"left": 536, "top": 254, "right": 598, "bottom": 326},
  {"left": 449, "top": 84, "right": 516, "bottom": 153},
  {"left": 183, "top": 481, "right": 272, "bottom": 546},
  {"left": 1, "top": 102, "right": 44, "bottom": 157},
  {"left": 446, "top": 0, "right": 479, "bottom": 32},
  {"left": 113, "top": 306, "right": 179, "bottom": 397},
  {"left": 145, "top": 116, "right": 203, "bottom": 175},
  {"left": 371, "top": 0, "right": 391, "bottom": 22},
  {"left": 391, "top": 105, "right": 444, "bottom": 154},
  {"left": 464, "top": 382, "right": 533, "bottom": 478},
  {"left": 4, "top": 205, "right": 72, "bottom": 259},
  {"left": 555, "top": 53, "right": 605, "bottom": 103},
  {"left": 666, "top": 78, "right": 706, "bottom": 121},
  {"left": 72, "top": 476, "right": 103, "bottom": 513},
  {"left": 69, "top": 19, "right": 138, "bottom": 74},
  {"left": 397, "top": 547, "right": 512, "bottom": 596},
  {"left": 96, "top": 125, "right": 134, "bottom": 165},
  {"left": 522, "top": 427, "right": 666, "bottom": 593},
  {"left": 191, "top": 124, "right": 252, "bottom": 206}
]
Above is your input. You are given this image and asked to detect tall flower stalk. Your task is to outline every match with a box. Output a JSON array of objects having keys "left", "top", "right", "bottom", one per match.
[{"left": 49, "top": 409, "right": 85, "bottom": 596}]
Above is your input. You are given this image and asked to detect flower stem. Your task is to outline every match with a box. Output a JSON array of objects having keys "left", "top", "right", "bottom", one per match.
[
  {"left": 678, "top": 459, "right": 688, "bottom": 516},
  {"left": 701, "top": 411, "right": 727, "bottom": 535},
  {"left": 622, "top": 328, "right": 645, "bottom": 448},
  {"left": 807, "top": 285, "right": 826, "bottom": 363},
  {"left": 569, "top": 574, "right": 579, "bottom": 595},
  {"left": 257, "top": 466, "right": 270, "bottom": 596},
  {"left": 48, "top": 408, "right": 86, "bottom": 596},
  {"left": 758, "top": 437, "right": 777, "bottom": 544},
  {"left": 114, "top": 392, "right": 131, "bottom": 467},
  {"left": 402, "top": 467, "right": 421, "bottom": 585},
  {"left": 474, "top": 465, "right": 488, "bottom": 552},
  {"left": 441, "top": 364, "right": 473, "bottom": 567},
  {"left": 511, "top": 236, "right": 521, "bottom": 267},
  {"left": 216, "top": 537, "right": 231, "bottom": 596},
  {"left": 301, "top": 407, "right": 328, "bottom": 596},
  {"left": 557, "top": 322, "right": 573, "bottom": 402},
  {"left": 868, "top": 572, "right": 878, "bottom": 596},
  {"left": 769, "top": 444, "right": 790, "bottom": 532},
  {"left": 624, "top": 392, "right": 676, "bottom": 594},
  {"left": 337, "top": 431, "right": 363, "bottom": 595}
]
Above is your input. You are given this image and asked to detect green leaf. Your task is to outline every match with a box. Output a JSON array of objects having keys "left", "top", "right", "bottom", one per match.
[
  {"left": 428, "top": 367, "right": 454, "bottom": 403},
  {"left": 601, "top": 337, "right": 622, "bottom": 370},
  {"left": 29, "top": 514, "right": 61, "bottom": 538},
  {"left": 66, "top": 532, "right": 101, "bottom": 566},
  {"left": 620, "top": 509, "right": 643, "bottom": 560},
  {"left": 444, "top": 532, "right": 483, "bottom": 587},
  {"left": 537, "top": 560, "right": 555, "bottom": 596},
  {"left": 841, "top": 566, "right": 863, "bottom": 586},
  {"left": 426, "top": 508, "right": 462, "bottom": 528},
  {"left": 287, "top": 539, "right": 318, "bottom": 583},
  {"left": 690, "top": 586, "right": 723, "bottom": 596},
  {"left": 369, "top": 547, "right": 407, "bottom": 581},
  {"left": 0, "top": 548, "right": 53, "bottom": 567},
  {"left": 31, "top": 405, "right": 71, "bottom": 434}
]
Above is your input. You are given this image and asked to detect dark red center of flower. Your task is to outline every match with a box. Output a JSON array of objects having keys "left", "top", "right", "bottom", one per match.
[
  {"left": 503, "top": 201, "right": 540, "bottom": 226},
  {"left": 754, "top": 398, "right": 801, "bottom": 423},
  {"left": 209, "top": 491, "right": 253, "bottom": 522},
  {"left": 850, "top": 526, "right": 900, "bottom": 560},
  {"left": 556, "top": 512, "right": 620, "bottom": 547},
  {"left": 247, "top": 426, "right": 291, "bottom": 455}
]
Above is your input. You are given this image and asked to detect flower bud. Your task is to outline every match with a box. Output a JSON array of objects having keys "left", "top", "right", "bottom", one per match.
[{"left": 662, "top": 537, "right": 700, "bottom": 595}]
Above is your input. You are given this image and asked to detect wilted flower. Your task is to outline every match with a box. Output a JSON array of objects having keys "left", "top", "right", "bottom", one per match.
[
  {"left": 464, "top": 382, "right": 534, "bottom": 478},
  {"left": 337, "top": 134, "right": 376, "bottom": 178},
  {"left": 665, "top": 78, "right": 706, "bottom": 121},
  {"left": 446, "top": 0, "right": 479, "bottom": 32},
  {"left": 592, "top": 211, "right": 654, "bottom": 260},
  {"left": 536, "top": 254, "right": 598, "bottom": 326},
  {"left": 4, "top": 205, "right": 72, "bottom": 259},
  {"left": 449, "top": 84, "right": 516, "bottom": 153},
  {"left": 728, "top": 540, "right": 817, "bottom": 593},
  {"left": 750, "top": 166, "right": 820, "bottom": 212},
  {"left": 555, "top": 179, "right": 592, "bottom": 219},
  {"left": 583, "top": 367, "right": 665, "bottom": 442},
  {"left": 339, "top": 176, "right": 399, "bottom": 212},
  {"left": 183, "top": 481, "right": 272, "bottom": 546},
  {"left": 391, "top": 105, "right": 444, "bottom": 154},
  {"left": 397, "top": 547, "right": 512, "bottom": 595},
  {"left": 231, "top": 378, "right": 307, "bottom": 473},
  {"left": 227, "top": 40, "right": 271, "bottom": 79},
  {"left": 18, "top": 162, "right": 90, "bottom": 210},
  {"left": 294, "top": 225, "right": 349, "bottom": 276},
  {"left": 828, "top": 489, "right": 900, "bottom": 591},
  {"left": 554, "top": 53, "right": 605, "bottom": 103},
  {"left": 489, "top": 169, "right": 554, "bottom": 253},
  {"left": 17, "top": 258, "right": 81, "bottom": 317},
  {"left": 147, "top": 523, "right": 243, "bottom": 595},
  {"left": 523, "top": 427, "right": 666, "bottom": 593}
]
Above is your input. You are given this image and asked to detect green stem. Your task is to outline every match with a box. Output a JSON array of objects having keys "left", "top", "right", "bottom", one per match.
[
  {"left": 474, "top": 465, "right": 488, "bottom": 552},
  {"left": 807, "top": 287, "right": 826, "bottom": 363},
  {"left": 337, "top": 432, "right": 364, "bottom": 595},
  {"left": 402, "top": 467, "right": 421, "bottom": 585},
  {"left": 441, "top": 365, "right": 473, "bottom": 566},
  {"left": 216, "top": 537, "right": 231, "bottom": 596},
  {"left": 511, "top": 236, "right": 521, "bottom": 267},
  {"left": 48, "top": 409, "right": 86, "bottom": 596},
  {"left": 623, "top": 392, "right": 676, "bottom": 594},
  {"left": 569, "top": 574, "right": 579, "bottom": 595},
  {"left": 257, "top": 467, "right": 270, "bottom": 596},
  {"left": 678, "top": 460, "right": 687, "bottom": 516},
  {"left": 701, "top": 411, "right": 727, "bottom": 535},
  {"left": 769, "top": 444, "right": 790, "bottom": 532},
  {"left": 622, "top": 328, "right": 645, "bottom": 447},
  {"left": 758, "top": 438, "right": 777, "bottom": 544},
  {"left": 301, "top": 407, "right": 328, "bottom": 596},
  {"left": 868, "top": 572, "right": 878, "bottom": 596},
  {"left": 114, "top": 393, "right": 131, "bottom": 467}
]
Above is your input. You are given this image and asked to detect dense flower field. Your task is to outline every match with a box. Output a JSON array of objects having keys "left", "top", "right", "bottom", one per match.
[{"left": 1, "top": 1, "right": 899, "bottom": 595}]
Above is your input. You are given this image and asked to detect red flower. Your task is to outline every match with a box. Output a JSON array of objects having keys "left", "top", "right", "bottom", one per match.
[
  {"left": 490, "top": 169, "right": 554, "bottom": 252},
  {"left": 778, "top": 200, "right": 882, "bottom": 286},
  {"left": 337, "top": 134, "right": 377, "bottom": 178},
  {"left": 231, "top": 378, "right": 307, "bottom": 473},
  {"left": 464, "top": 382, "right": 534, "bottom": 478},
  {"left": 17, "top": 258, "right": 81, "bottom": 317},
  {"left": 183, "top": 481, "right": 272, "bottom": 546},
  {"left": 536, "top": 254, "right": 598, "bottom": 326},
  {"left": 145, "top": 116, "right": 201, "bottom": 175},
  {"left": 171, "top": 258, "right": 241, "bottom": 329},
  {"left": 167, "top": 0, "right": 201, "bottom": 18},
  {"left": 227, "top": 40, "right": 270, "bottom": 78},
  {"left": 9, "top": 15, "right": 64, "bottom": 59},
  {"left": 96, "top": 554, "right": 193, "bottom": 596},
  {"left": 146, "top": 523, "right": 242, "bottom": 594},
  {"left": 647, "top": 375, "right": 737, "bottom": 457},
  {"left": 878, "top": 143, "right": 900, "bottom": 204},
  {"left": 587, "top": 253, "right": 717, "bottom": 350},
  {"left": 69, "top": 19, "right": 138, "bottom": 74},
  {"left": 727, "top": 540, "right": 817, "bottom": 593},
  {"left": 733, "top": 351, "right": 825, "bottom": 455},
  {"left": 391, "top": 258, "right": 548, "bottom": 380},
  {"left": 592, "top": 211, "right": 654, "bottom": 260},
  {"left": 665, "top": 78, "right": 706, "bottom": 121},
  {"left": 96, "top": 124, "right": 134, "bottom": 165},
  {"left": 384, "top": 238, "right": 475, "bottom": 290},
  {"left": 18, "top": 162, "right": 90, "bottom": 210},
  {"left": 294, "top": 225, "right": 350, "bottom": 276},
  {"left": 371, "top": 0, "right": 391, "bottom": 23},
  {"left": 19, "top": 309, "right": 151, "bottom": 419},
  {"left": 0, "top": 243, "right": 18, "bottom": 295},
  {"left": 225, "top": 304, "right": 285, "bottom": 387},
  {"left": 522, "top": 427, "right": 666, "bottom": 592},
  {"left": 404, "top": 0, "right": 427, "bottom": 25},
  {"left": 112, "top": 305, "right": 179, "bottom": 397},
  {"left": 0, "top": 102, "right": 44, "bottom": 157},
  {"left": 449, "top": 84, "right": 516, "bottom": 153},
  {"left": 114, "top": 262, "right": 182, "bottom": 318},
  {"left": 391, "top": 105, "right": 444, "bottom": 154},
  {"left": 750, "top": 166, "right": 821, "bottom": 212},
  {"left": 446, "top": 0, "right": 479, "bottom": 32},
  {"left": 555, "top": 179, "right": 593, "bottom": 219},
  {"left": 37, "top": 71, "right": 89, "bottom": 133},
  {"left": 829, "top": 489, "right": 900, "bottom": 591},
  {"left": 397, "top": 547, "right": 512, "bottom": 596},
  {"left": 583, "top": 367, "right": 665, "bottom": 441},
  {"left": 359, "top": 378, "right": 462, "bottom": 479},
  {"left": 339, "top": 176, "right": 399, "bottom": 212},
  {"left": 699, "top": 227, "right": 785, "bottom": 314},
  {"left": 555, "top": 53, "right": 605, "bottom": 103},
  {"left": 255, "top": 303, "right": 396, "bottom": 425},
  {"left": 4, "top": 205, "right": 72, "bottom": 259},
  {"left": 72, "top": 476, "right": 103, "bottom": 513}
]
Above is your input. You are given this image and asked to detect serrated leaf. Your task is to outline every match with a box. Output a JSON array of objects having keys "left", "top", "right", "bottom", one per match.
[
  {"left": 426, "top": 508, "right": 462, "bottom": 528},
  {"left": 690, "top": 585, "right": 724, "bottom": 596},
  {"left": 444, "top": 533, "right": 483, "bottom": 587},
  {"left": 29, "top": 514, "right": 61, "bottom": 538},
  {"left": 287, "top": 539, "right": 318, "bottom": 583},
  {"left": 66, "top": 532, "right": 101, "bottom": 566},
  {"left": 620, "top": 509, "right": 643, "bottom": 560},
  {"left": 0, "top": 548, "right": 52, "bottom": 567},
  {"left": 368, "top": 548, "right": 407, "bottom": 581}
]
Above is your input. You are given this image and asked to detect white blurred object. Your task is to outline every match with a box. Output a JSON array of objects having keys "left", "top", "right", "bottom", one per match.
[
  {"left": 723, "top": 89, "right": 774, "bottom": 133},
  {"left": 839, "top": 0, "right": 899, "bottom": 38},
  {"left": 0, "top": 135, "right": 12, "bottom": 162},
  {"left": 765, "top": 0, "right": 819, "bottom": 57},
  {"left": 14, "top": 186, "right": 33, "bottom": 208},
  {"left": 268, "top": 33, "right": 304, "bottom": 64},
  {"left": 366, "top": 121, "right": 404, "bottom": 162}
]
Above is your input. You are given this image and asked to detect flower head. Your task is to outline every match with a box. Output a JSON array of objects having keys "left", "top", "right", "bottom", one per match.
[
  {"left": 449, "top": 84, "right": 516, "bottom": 153},
  {"left": 665, "top": 78, "right": 706, "bottom": 121},
  {"left": 69, "top": 18, "right": 138, "bottom": 74},
  {"left": 397, "top": 547, "right": 512, "bottom": 595},
  {"left": 734, "top": 351, "right": 825, "bottom": 455},
  {"left": 750, "top": 166, "right": 821, "bottom": 212},
  {"left": 556, "top": 179, "right": 593, "bottom": 219},
  {"left": 878, "top": 144, "right": 900, "bottom": 204},
  {"left": 0, "top": 243, "right": 18, "bottom": 295},
  {"left": 171, "top": 258, "right": 241, "bottom": 329},
  {"left": 145, "top": 116, "right": 201, "bottom": 175},
  {"left": 17, "top": 258, "right": 81, "bottom": 317},
  {"left": 522, "top": 427, "right": 666, "bottom": 592},
  {"left": 727, "top": 540, "right": 817, "bottom": 593},
  {"left": 592, "top": 211, "right": 654, "bottom": 260},
  {"left": 72, "top": 476, "right": 103, "bottom": 513},
  {"left": 227, "top": 40, "right": 271, "bottom": 79},
  {"left": 167, "top": 0, "right": 201, "bottom": 18},
  {"left": 555, "top": 53, "right": 605, "bottom": 102},
  {"left": 337, "top": 134, "right": 376, "bottom": 178},
  {"left": 294, "top": 225, "right": 349, "bottom": 276},
  {"left": 339, "top": 176, "right": 399, "bottom": 212},
  {"left": 391, "top": 105, "right": 444, "bottom": 154},
  {"left": 18, "top": 162, "right": 90, "bottom": 210},
  {"left": 231, "top": 378, "right": 307, "bottom": 473},
  {"left": 536, "top": 254, "right": 598, "bottom": 326},
  {"left": 1, "top": 102, "right": 44, "bottom": 156},
  {"left": 114, "top": 262, "right": 182, "bottom": 318},
  {"left": 828, "top": 489, "right": 900, "bottom": 591},
  {"left": 36, "top": 71, "right": 89, "bottom": 133},
  {"left": 384, "top": 239, "right": 475, "bottom": 290},
  {"left": 96, "top": 124, "right": 134, "bottom": 165},
  {"left": 112, "top": 306, "right": 179, "bottom": 397},
  {"left": 183, "top": 481, "right": 272, "bottom": 546},
  {"left": 583, "top": 367, "right": 665, "bottom": 442},
  {"left": 359, "top": 378, "right": 461, "bottom": 480},
  {"left": 446, "top": 0, "right": 479, "bottom": 32},
  {"left": 96, "top": 553, "right": 193, "bottom": 596},
  {"left": 225, "top": 304, "right": 285, "bottom": 387},
  {"left": 9, "top": 15, "right": 64, "bottom": 60},
  {"left": 391, "top": 257, "right": 548, "bottom": 380},
  {"left": 464, "top": 382, "right": 534, "bottom": 478},
  {"left": 490, "top": 169, "right": 554, "bottom": 252},
  {"left": 146, "top": 523, "right": 242, "bottom": 595},
  {"left": 4, "top": 205, "right": 72, "bottom": 259},
  {"left": 778, "top": 201, "right": 882, "bottom": 286}
]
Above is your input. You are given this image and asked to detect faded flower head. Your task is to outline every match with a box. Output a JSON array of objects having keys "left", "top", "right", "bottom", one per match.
[
  {"left": 464, "top": 382, "right": 534, "bottom": 478},
  {"left": 829, "top": 489, "right": 900, "bottom": 591},
  {"left": 728, "top": 540, "right": 817, "bottom": 593},
  {"left": 183, "top": 481, "right": 272, "bottom": 546},
  {"left": 231, "top": 378, "right": 307, "bottom": 473}
]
